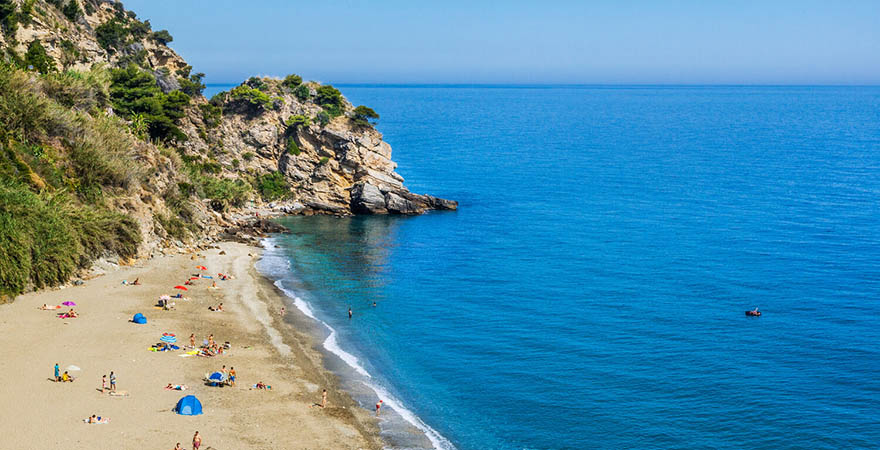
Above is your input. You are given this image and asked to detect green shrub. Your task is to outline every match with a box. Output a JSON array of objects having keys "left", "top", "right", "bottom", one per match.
[
  {"left": 61, "top": 0, "right": 81, "bottom": 22},
  {"left": 282, "top": 74, "right": 302, "bottom": 89},
  {"left": 83, "top": 0, "right": 94, "bottom": 15},
  {"left": 255, "top": 171, "right": 288, "bottom": 201},
  {"left": 24, "top": 41, "right": 55, "bottom": 74},
  {"left": 95, "top": 19, "right": 127, "bottom": 53},
  {"left": 286, "top": 136, "right": 300, "bottom": 155},
  {"left": 316, "top": 84, "right": 343, "bottom": 109},
  {"left": 246, "top": 76, "right": 268, "bottom": 92},
  {"left": 316, "top": 111, "right": 330, "bottom": 127},
  {"left": 285, "top": 114, "right": 310, "bottom": 129},
  {"left": 231, "top": 158, "right": 239, "bottom": 168},
  {"left": 19, "top": 0, "right": 35, "bottom": 25},
  {"left": 179, "top": 72, "right": 205, "bottom": 96},
  {"left": 293, "top": 83, "right": 310, "bottom": 101},
  {"left": 242, "top": 152, "right": 255, "bottom": 161},
  {"left": 199, "top": 103, "right": 221, "bottom": 128},
  {"left": 319, "top": 156, "right": 329, "bottom": 164},
  {"left": 127, "top": 19, "right": 151, "bottom": 39},
  {"left": 109, "top": 65, "right": 191, "bottom": 142},
  {"left": 352, "top": 105, "right": 379, "bottom": 127},
  {"left": 229, "top": 84, "right": 273, "bottom": 110},
  {"left": 200, "top": 160, "right": 221, "bottom": 174},
  {"left": 196, "top": 175, "right": 250, "bottom": 209},
  {"left": 151, "top": 29, "right": 173, "bottom": 45}
]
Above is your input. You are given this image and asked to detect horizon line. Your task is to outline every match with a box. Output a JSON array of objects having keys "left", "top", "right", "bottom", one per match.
[{"left": 205, "top": 82, "right": 880, "bottom": 88}]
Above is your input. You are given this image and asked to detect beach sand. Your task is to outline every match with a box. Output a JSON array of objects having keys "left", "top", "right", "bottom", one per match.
[{"left": 0, "top": 242, "right": 381, "bottom": 450}]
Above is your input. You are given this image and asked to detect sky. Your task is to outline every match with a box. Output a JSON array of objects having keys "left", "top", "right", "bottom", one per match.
[{"left": 122, "top": 0, "right": 880, "bottom": 85}]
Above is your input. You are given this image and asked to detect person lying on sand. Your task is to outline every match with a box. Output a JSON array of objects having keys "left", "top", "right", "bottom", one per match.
[
  {"left": 85, "top": 415, "right": 109, "bottom": 424},
  {"left": 165, "top": 383, "right": 188, "bottom": 391},
  {"left": 208, "top": 303, "right": 224, "bottom": 312},
  {"left": 38, "top": 304, "right": 60, "bottom": 310},
  {"left": 132, "top": 278, "right": 141, "bottom": 285},
  {"left": 58, "top": 309, "right": 78, "bottom": 319},
  {"left": 254, "top": 381, "right": 270, "bottom": 390}
]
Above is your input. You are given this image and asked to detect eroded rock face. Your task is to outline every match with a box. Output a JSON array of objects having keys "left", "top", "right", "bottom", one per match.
[{"left": 182, "top": 80, "right": 458, "bottom": 216}]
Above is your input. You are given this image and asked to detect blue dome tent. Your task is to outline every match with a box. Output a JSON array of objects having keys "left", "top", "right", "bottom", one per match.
[
  {"left": 132, "top": 313, "right": 147, "bottom": 324},
  {"left": 175, "top": 395, "right": 203, "bottom": 415}
]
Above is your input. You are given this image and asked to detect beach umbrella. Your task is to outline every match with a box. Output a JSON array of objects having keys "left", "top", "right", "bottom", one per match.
[
  {"left": 173, "top": 285, "right": 188, "bottom": 291},
  {"left": 208, "top": 371, "right": 227, "bottom": 382},
  {"left": 160, "top": 335, "right": 177, "bottom": 343},
  {"left": 62, "top": 301, "right": 76, "bottom": 306},
  {"left": 65, "top": 365, "right": 81, "bottom": 371},
  {"left": 196, "top": 266, "right": 207, "bottom": 270}
]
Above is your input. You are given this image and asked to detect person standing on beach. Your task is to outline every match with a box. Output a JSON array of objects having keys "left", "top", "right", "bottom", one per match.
[
  {"left": 101, "top": 375, "right": 107, "bottom": 392},
  {"left": 280, "top": 307, "right": 285, "bottom": 316},
  {"left": 321, "top": 389, "right": 328, "bottom": 408},
  {"left": 348, "top": 307, "right": 353, "bottom": 319},
  {"left": 229, "top": 367, "right": 236, "bottom": 386},
  {"left": 109, "top": 371, "right": 116, "bottom": 392},
  {"left": 54, "top": 363, "right": 60, "bottom": 382},
  {"left": 376, "top": 400, "right": 383, "bottom": 416},
  {"left": 192, "top": 431, "right": 201, "bottom": 450},
  {"left": 190, "top": 333, "right": 195, "bottom": 348}
]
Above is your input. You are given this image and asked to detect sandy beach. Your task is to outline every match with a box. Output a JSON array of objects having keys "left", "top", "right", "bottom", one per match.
[{"left": 0, "top": 242, "right": 381, "bottom": 450}]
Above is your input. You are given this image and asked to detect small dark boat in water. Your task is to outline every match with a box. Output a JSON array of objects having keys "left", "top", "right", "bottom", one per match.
[{"left": 745, "top": 310, "right": 761, "bottom": 317}]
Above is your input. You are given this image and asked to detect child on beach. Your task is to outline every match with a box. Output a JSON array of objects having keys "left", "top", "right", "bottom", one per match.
[
  {"left": 228, "top": 367, "right": 236, "bottom": 386},
  {"left": 61, "top": 371, "right": 74, "bottom": 382},
  {"left": 190, "top": 334, "right": 195, "bottom": 348},
  {"left": 101, "top": 375, "right": 107, "bottom": 392},
  {"left": 375, "top": 400, "right": 383, "bottom": 416}
]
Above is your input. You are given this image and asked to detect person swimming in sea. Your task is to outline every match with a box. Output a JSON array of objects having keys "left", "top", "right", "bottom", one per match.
[{"left": 348, "top": 307, "right": 353, "bottom": 319}]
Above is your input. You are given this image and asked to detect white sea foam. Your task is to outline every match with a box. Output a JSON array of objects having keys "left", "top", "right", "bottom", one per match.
[
  {"left": 369, "top": 382, "right": 457, "bottom": 450},
  {"left": 262, "top": 249, "right": 455, "bottom": 449}
]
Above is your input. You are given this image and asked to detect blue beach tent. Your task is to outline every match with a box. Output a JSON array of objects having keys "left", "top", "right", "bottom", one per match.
[
  {"left": 175, "top": 395, "right": 203, "bottom": 415},
  {"left": 132, "top": 313, "right": 147, "bottom": 324}
]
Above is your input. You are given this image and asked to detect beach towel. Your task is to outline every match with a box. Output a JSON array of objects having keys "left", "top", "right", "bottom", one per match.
[{"left": 109, "top": 391, "right": 129, "bottom": 397}]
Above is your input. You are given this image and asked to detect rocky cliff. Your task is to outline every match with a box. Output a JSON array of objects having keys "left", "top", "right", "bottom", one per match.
[{"left": 178, "top": 77, "right": 457, "bottom": 215}]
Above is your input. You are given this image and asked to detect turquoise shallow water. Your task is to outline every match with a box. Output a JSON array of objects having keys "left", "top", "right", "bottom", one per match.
[{"left": 257, "top": 85, "right": 880, "bottom": 450}]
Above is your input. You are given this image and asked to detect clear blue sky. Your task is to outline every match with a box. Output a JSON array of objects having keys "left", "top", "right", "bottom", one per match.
[{"left": 123, "top": 0, "right": 879, "bottom": 85}]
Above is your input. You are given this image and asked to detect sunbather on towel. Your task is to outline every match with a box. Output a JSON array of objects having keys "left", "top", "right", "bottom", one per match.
[{"left": 86, "top": 415, "right": 110, "bottom": 424}]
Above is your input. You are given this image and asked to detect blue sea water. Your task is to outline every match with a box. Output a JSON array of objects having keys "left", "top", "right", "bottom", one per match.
[{"left": 256, "top": 85, "right": 880, "bottom": 450}]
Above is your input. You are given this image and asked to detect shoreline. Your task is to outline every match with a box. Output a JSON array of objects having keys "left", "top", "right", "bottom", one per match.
[
  {"left": 257, "top": 238, "right": 451, "bottom": 450},
  {"left": 0, "top": 241, "right": 382, "bottom": 449}
]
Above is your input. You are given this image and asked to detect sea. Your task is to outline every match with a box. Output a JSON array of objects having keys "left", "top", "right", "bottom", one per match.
[{"left": 209, "top": 84, "right": 880, "bottom": 450}]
